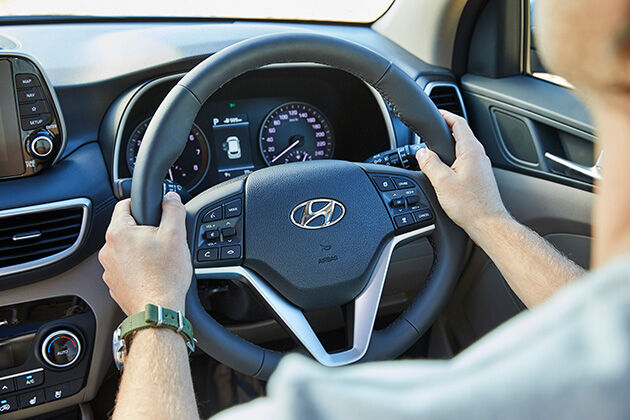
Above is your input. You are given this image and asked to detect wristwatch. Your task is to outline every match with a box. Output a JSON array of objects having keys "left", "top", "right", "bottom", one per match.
[{"left": 112, "top": 303, "right": 195, "bottom": 371}]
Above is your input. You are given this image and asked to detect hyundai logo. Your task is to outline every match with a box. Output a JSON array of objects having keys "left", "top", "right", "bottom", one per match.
[{"left": 290, "top": 199, "right": 345, "bottom": 229}]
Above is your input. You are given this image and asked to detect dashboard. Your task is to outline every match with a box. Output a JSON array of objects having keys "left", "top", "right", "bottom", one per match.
[
  {"left": 0, "top": 20, "right": 458, "bottom": 419},
  {"left": 106, "top": 66, "right": 395, "bottom": 195}
]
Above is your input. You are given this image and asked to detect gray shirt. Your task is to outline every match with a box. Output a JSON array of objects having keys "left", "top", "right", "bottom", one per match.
[{"left": 216, "top": 255, "right": 630, "bottom": 419}]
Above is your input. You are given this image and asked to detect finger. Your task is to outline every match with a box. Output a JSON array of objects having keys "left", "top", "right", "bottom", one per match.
[
  {"left": 416, "top": 148, "right": 453, "bottom": 185},
  {"left": 159, "top": 192, "right": 187, "bottom": 237},
  {"left": 110, "top": 199, "right": 137, "bottom": 227},
  {"left": 439, "top": 110, "right": 483, "bottom": 155}
]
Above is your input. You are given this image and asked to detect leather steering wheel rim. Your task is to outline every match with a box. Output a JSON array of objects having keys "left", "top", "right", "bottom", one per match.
[{"left": 130, "top": 32, "right": 466, "bottom": 379}]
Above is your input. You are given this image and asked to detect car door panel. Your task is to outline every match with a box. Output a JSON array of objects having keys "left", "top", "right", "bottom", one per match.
[{"left": 430, "top": 72, "right": 596, "bottom": 356}]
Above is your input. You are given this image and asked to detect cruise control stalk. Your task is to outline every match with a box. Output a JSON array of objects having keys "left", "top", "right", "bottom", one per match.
[{"left": 365, "top": 144, "right": 426, "bottom": 170}]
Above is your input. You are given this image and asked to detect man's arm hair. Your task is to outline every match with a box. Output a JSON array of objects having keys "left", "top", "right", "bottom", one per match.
[
  {"left": 113, "top": 328, "right": 199, "bottom": 420},
  {"left": 469, "top": 214, "right": 585, "bottom": 307}
]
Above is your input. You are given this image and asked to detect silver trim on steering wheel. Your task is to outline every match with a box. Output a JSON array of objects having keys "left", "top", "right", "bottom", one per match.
[{"left": 194, "top": 223, "right": 435, "bottom": 367}]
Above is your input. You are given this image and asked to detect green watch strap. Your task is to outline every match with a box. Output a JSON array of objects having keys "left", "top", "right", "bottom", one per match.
[{"left": 119, "top": 304, "right": 195, "bottom": 352}]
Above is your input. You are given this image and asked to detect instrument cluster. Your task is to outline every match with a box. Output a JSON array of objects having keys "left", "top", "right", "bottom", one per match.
[{"left": 112, "top": 67, "right": 394, "bottom": 194}]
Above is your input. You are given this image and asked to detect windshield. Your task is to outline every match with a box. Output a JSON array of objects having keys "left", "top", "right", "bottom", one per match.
[{"left": 0, "top": 0, "right": 394, "bottom": 23}]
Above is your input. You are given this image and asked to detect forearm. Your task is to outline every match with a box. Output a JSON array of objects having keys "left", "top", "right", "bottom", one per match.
[
  {"left": 113, "top": 328, "right": 199, "bottom": 420},
  {"left": 468, "top": 215, "right": 585, "bottom": 307}
]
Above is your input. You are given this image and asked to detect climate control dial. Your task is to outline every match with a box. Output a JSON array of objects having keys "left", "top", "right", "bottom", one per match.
[{"left": 41, "top": 330, "right": 82, "bottom": 368}]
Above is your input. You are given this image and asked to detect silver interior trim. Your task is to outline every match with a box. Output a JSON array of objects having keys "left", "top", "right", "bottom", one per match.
[
  {"left": 0, "top": 367, "right": 43, "bottom": 382},
  {"left": 0, "top": 51, "right": 68, "bottom": 166},
  {"left": 195, "top": 224, "right": 434, "bottom": 367},
  {"left": 367, "top": 83, "right": 397, "bottom": 149},
  {"left": 111, "top": 63, "right": 397, "bottom": 183},
  {"left": 0, "top": 198, "right": 91, "bottom": 277},
  {"left": 13, "top": 231, "right": 42, "bottom": 241},
  {"left": 545, "top": 150, "right": 603, "bottom": 181},
  {"left": 111, "top": 73, "right": 183, "bottom": 182}
]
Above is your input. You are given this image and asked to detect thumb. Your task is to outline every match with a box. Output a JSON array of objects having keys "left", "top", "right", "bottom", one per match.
[
  {"left": 159, "top": 192, "right": 187, "bottom": 237},
  {"left": 416, "top": 148, "right": 453, "bottom": 185}
]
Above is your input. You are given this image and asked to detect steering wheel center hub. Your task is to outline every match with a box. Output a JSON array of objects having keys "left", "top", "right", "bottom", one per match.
[{"left": 243, "top": 160, "right": 393, "bottom": 310}]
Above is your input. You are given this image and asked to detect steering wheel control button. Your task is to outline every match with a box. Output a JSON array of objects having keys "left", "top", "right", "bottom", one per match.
[
  {"left": 394, "top": 214, "right": 414, "bottom": 228},
  {"left": 391, "top": 198, "right": 405, "bottom": 208},
  {"left": 224, "top": 198, "right": 242, "bottom": 218},
  {"left": 15, "top": 371, "right": 44, "bottom": 390},
  {"left": 413, "top": 210, "right": 433, "bottom": 223},
  {"left": 372, "top": 176, "right": 395, "bottom": 191},
  {"left": 406, "top": 195, "right": 420, "bottom": 206},
  {"left": 18, "top": 390, "right": 45, "bottom": 409},
  {"left": 198, "top": 248, "right": 219, "bottom": 262},
  {"left": 204, "top": 230, "right": 220, "bottom": 241},
  {"left": 0, "top": 379, "right": 14, "bottom": 394},
  {"left": 221, "top": 227, "right": 236, "bottom": 238},
  {"left": 202, "top": 206, "right": 223, "bottom": 222},
  {"left": 392, "top": 177, "right": 413, "bottom": 189},
  {"left": 41, "top": 330, "right": 82, "bottom": 369},
  {"left": 220, "top": 245, "right": 241, "bottom": 260},
  {"left": 0, "top": 396, "right": 17, "bottom": 413}
]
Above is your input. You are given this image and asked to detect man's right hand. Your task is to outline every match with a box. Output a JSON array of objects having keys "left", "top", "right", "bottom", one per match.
[
  {"left": 416, "top": 110, "right": 511, "bottom": 239},
  {"left": 98, "top": 192, "right": 192, "bottom": 316}
]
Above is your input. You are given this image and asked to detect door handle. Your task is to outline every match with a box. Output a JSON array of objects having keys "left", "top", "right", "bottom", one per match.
[{"left": 544, "top": 151, "right": 603, "bottom": 180}]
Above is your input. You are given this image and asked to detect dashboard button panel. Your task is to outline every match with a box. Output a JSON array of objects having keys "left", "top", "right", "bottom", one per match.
[
  {"left": 15, "top": 73, "right": 41, "bottom": 88},
  {"left": 15, "top": 371, "right": 44, "bottom": 390},
  {"left": 44, "top": 379, "right": 82, "bottom": 402},
  {"left": 17, "top": 87, "right": 42, "bottom": 103},
  {"left": 0, "top": 396, "right": 17, "bottom": 413},
  {"left": 0, "top": 379, "right": 15, "bottom": 394},
  {"left": 18, "top": 389, "right": 45, "bottom": 409}
]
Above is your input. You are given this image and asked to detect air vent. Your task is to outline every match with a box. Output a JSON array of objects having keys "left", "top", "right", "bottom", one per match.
[
  {"left": 0, "top": 198, "right": 90, "bottom": 276},
  {"left": 425, "top": 82, "right": 468, "bottom": 121}
]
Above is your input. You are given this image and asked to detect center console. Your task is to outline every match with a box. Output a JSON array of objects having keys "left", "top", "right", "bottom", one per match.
[
  {"left": 0, "top": 296, "right": 94, "bottom": 415},
  {"left": 0, "top": 53, "right": 66, "bottom": 180}
]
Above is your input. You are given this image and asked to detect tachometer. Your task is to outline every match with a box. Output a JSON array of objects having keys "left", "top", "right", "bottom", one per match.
[
  {"left": 259, "top": 102, "right": 334, "bottom": 166},
  {"left": 126, "top": 118, "right": 210, "bottom": 191}
]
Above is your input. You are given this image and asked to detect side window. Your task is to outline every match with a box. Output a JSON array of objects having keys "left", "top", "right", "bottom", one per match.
[{"left": 529, "top": 0, "right": 573, "bottom": 88}]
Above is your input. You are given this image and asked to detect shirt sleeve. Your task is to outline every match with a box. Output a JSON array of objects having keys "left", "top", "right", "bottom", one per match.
[{"left": 213, "top": 256, "right": 630, "bottom": 420}]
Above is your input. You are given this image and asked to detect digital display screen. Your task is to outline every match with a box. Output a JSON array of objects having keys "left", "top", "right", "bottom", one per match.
[
  {"left": 211, "top": 108, "right": 255, "bottom": 175},
  {"left": 0, "top": 60, "right": 25, "bottom": 177}
]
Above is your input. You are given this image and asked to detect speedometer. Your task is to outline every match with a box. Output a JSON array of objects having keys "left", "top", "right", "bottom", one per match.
[
  {"left": 126, "top": 118, "right": 210, "bottom": 191},
  {"left": 259, "top": 102, "right": 334, "bottom": 166}
]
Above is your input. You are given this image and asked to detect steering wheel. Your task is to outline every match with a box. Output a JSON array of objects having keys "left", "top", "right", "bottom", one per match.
[{"left": 130, "top": 33, "right": 468, "bottom": 380}]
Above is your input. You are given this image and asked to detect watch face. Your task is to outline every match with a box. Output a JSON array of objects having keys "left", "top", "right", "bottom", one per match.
[{"left": 112, "top": 327, "right": 126, "bottom": 372}]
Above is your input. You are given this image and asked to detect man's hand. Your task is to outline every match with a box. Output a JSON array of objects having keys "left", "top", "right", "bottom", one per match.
[
  {"left": 417, "top": 110, "right": 584, "bottom": 306},
  {"left": 98, "top": 192, "right": 192, "bottom": 315},
  {"left": 416, "top": 110, "right": 510, "bottom": 239}
]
